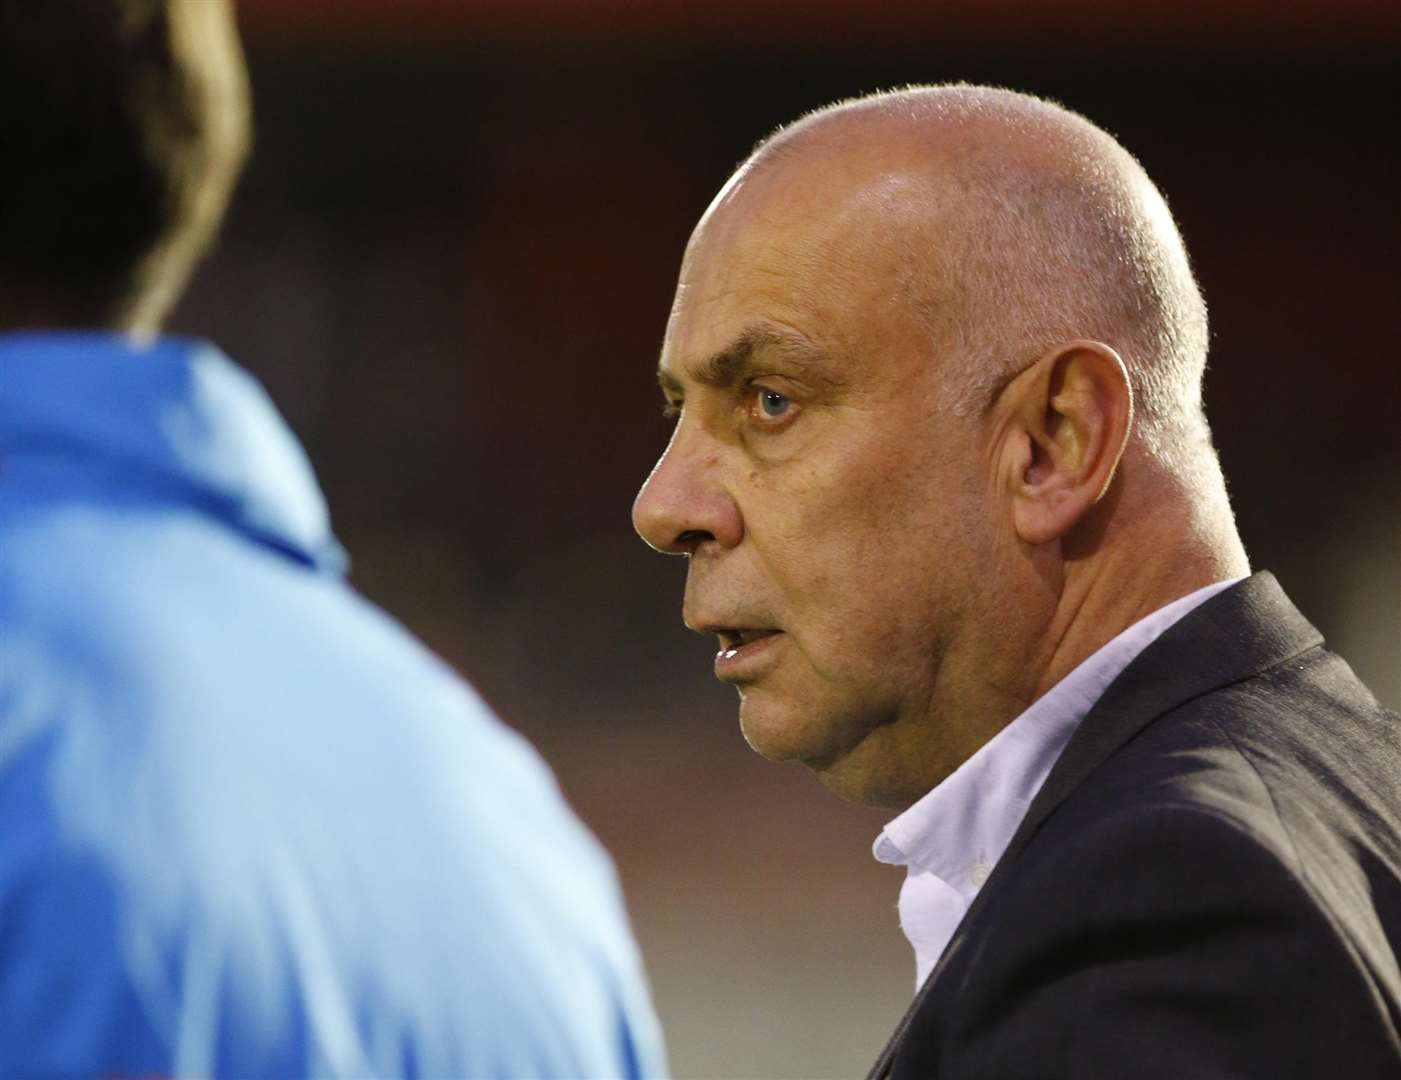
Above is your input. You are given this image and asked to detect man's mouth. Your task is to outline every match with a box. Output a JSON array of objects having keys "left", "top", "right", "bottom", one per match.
[{"left": 712, "top": 627, "right": 784, "bottom": 681}]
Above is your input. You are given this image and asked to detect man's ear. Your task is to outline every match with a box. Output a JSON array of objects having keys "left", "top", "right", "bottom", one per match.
[{"left": 1000, "top": 340, "right": 1134, "bottom": 546}]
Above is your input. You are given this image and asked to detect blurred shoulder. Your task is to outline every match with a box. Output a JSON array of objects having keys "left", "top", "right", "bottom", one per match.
[{"left": 0, "top": 498, "right": 664, "bottom": 1076}]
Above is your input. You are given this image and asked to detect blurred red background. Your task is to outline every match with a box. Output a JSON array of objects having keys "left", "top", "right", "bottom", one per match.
[{"left": 173, "top": 3, "right": 1400, "bottom": 1074}]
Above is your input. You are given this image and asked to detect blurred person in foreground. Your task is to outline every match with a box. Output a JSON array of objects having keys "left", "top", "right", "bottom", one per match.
[
  {"left": 633, "top": 84, "right": 1401, "bottom": 1078},
  {"left": 0, "top": 2, "right": 664, "bottom": 1075}
]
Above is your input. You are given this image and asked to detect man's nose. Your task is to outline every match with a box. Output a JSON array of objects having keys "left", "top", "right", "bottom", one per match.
[{"left": 631, "top": 427, "right": 743, "bottom": 555}]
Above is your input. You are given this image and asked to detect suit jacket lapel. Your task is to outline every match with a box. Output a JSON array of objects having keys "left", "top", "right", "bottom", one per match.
[{"left": 867, "top": 572, "right": 1323, "bottom": 1079}]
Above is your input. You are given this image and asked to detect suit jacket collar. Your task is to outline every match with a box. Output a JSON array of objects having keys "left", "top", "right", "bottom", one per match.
[{"left": 868, "top": 571, "right": 1323, "bottom": 1079}]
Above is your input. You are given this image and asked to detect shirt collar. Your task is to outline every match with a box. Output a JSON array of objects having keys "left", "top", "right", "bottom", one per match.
[
  {"left": 873, "top": 578, "right": 1244, "bottom": 891},
  {"left": 0, "top": 331, "right": 346, "bottom": 575}
]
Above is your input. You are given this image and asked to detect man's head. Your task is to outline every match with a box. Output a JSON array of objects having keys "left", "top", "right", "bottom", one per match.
[
  {"left": 632, "top": 85, "right": 1246, "bottom": 808},
  {"left": 0, "top": 0, "right": 250, "bottom": 336}
]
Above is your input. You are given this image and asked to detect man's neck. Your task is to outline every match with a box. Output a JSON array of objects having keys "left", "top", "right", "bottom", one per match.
[{"left": 1032, "top": 526, "right": 1250, "bottom": 702}]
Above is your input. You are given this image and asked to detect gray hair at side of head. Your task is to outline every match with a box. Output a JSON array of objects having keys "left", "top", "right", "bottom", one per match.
[{"left": 752, "top": 84, "right": 1219, "bottom": 490}]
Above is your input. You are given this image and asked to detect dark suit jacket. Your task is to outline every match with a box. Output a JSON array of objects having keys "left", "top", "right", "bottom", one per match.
[{"left": 870, "top": 572, "right": 1401, "bottom": 1079}]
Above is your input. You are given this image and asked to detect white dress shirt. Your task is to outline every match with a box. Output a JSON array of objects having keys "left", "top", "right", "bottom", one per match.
[{"left": 873, "top": 578, "right": 1244, "bottom": 990}]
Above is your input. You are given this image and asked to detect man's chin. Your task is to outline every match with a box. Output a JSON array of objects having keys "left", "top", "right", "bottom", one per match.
[
  {"left": 736, "top": 695, "right": 903, "bottom": 807},
  {"left": 736, "top": 694, "right": 832, "bottom": 764},
  {"left": 737, "top": 710, "right": 808, "bottom": 764},
  {"left": 740, "top": 700, "right": 933, "bottom": 810}
]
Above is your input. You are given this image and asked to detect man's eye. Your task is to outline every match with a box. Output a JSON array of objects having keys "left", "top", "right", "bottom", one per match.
[{"left": 757, "top": 389, "right": 792, "bottom": 419}]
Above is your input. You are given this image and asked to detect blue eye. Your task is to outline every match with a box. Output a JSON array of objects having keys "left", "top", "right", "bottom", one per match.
[{"left": 758, "top": 390, "right": 791, "bottom": 418}]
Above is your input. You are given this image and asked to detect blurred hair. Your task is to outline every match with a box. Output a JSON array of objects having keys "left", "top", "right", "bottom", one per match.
[
  {"left": 0, "top": 0, "right": 250, "bottom": 335},
  {"left": 754, "top": 85, "right": 1216, "bottom": 485}
]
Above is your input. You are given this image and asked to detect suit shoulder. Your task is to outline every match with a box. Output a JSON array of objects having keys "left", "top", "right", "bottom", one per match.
[
  {"left": 1074, "top": 648, "right": 1401, "bottom": 872},
  {"left": 1013, "top": 664, "right": 1401, "bottom": 1024}
]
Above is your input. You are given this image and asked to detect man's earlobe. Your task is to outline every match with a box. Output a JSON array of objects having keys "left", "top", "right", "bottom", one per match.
[{"left": 1007, "top": 341, "right": 1133, "bottom": 546}]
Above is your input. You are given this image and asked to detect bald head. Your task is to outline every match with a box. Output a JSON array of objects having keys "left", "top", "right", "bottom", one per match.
[{"left": 721, "top": 85, "right": 1213, "bottom": 481}]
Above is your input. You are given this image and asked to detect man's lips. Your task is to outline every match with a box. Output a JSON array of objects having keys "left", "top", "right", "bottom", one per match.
[
  {"left": 710, "top": 627, "right": 784, "bottom": 681},
  {"left": 684, "top": 613, "right": 785, "bottom": 679}
]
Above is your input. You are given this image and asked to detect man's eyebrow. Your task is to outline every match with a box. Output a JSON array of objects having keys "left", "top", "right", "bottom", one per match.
[{"left": 656, "top": 324, "right": 844, "bottom": 396}]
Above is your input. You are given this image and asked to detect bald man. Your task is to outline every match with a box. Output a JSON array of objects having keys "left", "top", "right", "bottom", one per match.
[{"left": 633, "top": 86, "right": 1401, "bottom": 1078}]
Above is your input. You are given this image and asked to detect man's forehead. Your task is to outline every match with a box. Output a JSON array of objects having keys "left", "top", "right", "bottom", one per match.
[
  {"left": 655, "top": 127, "right": 965, "bottom": 398},
  {"left": 661, "top": 218, "right": 829, "bottom": 381},
  {"left": 684, "top": 138, "right": 915, "bottom": 268},
  {"left": 665, "top": 195, "right": 885, "bottom": 345},
  {"left": 676, "top": 152, "right": 943, "bottom": 315}
]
